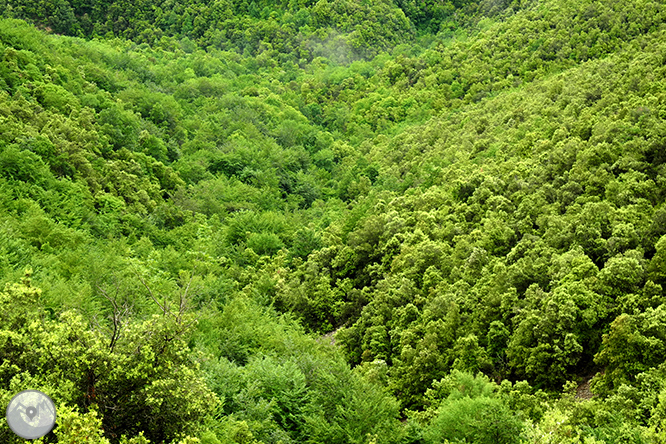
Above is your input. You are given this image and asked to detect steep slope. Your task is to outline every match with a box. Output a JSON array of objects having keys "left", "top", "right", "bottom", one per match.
[{"left": 1, "top": 0, "right": 666, "bottom": 442}]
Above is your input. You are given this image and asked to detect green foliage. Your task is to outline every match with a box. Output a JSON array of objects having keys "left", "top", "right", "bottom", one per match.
[
  {"left": 2, "top": 0, "right": 666, "bottom": 441},
  {"left": 0, "top": 274, "right": 217, "bottom": 443},
  {"left": 593, "top": 305, "right": 666, "bottom": 394},
  {"left": 426, "top": 396, "right": 523, "bottom": 444},
  {"left": 54, "top": 406, "right": 110, "bottom": 444},
  {"left": 419, "top": 371, "right": 524, "bottom": 444},
  {"left": 196, "top": 294, "right": 403, "bottom": 444}
]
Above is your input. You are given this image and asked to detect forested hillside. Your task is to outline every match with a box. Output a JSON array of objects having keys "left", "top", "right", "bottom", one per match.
[{"left": 1, "top": 0, "right": 665, "bottom": 443}]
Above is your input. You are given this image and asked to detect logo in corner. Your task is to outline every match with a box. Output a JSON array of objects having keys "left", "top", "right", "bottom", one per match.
[{"left": 6, "top": 390, "right": 56, "bottom": 439}]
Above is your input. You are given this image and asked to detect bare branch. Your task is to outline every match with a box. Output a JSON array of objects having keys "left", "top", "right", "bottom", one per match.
[
  {"left": 177, "top": 269, "right": 196, "bottom": 324},
  {"left": 131, "top": 265, "right": 166, "bottom": 315},
  {"left": 97, "top": 283, "right": 121, "bottom": 351}
]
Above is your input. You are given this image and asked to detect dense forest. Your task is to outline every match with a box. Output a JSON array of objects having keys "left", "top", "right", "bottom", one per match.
[{"left": 1, "top": 0, "right": 665, "bottom": 442}]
